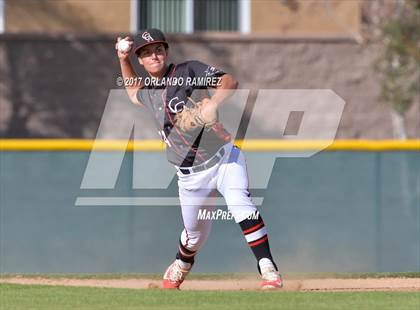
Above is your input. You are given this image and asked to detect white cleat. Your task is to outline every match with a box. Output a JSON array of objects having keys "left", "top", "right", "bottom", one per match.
[
  {"left": 162, "top": 259, "right": 191, "bottom": 289},
  {"left": 259, "top": 258, "right": 283, "bottom": 290}
]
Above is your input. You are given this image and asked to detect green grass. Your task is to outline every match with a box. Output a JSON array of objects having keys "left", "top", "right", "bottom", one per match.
[
  {"left": 1, "top": 271, "right": 419, "bottom": 280},
  {"left": 1, "top": 284, "right": 419, "bottom": 310}
]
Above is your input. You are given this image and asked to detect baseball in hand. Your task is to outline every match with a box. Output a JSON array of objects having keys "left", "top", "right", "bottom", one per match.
[{"left": 117, "top": 39, "right": 131, "bottom": 53}]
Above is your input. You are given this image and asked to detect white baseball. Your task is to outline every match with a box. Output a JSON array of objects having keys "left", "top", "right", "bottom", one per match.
[{"left": 117, "top": 39, "right": 131, "bottom": 53}]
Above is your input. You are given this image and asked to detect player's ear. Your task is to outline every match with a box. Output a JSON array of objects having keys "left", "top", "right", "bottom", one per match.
[{"left": 138, "top": 56, "right": 144, "bottom": 65}]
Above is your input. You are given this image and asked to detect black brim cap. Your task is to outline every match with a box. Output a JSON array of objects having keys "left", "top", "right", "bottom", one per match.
[{"left": 134, "top": 29, "right": 169, "bottom": 55}]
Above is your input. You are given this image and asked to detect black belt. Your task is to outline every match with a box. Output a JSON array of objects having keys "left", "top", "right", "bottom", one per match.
[{"left": 179, "top": 148, "right": 225, "bottom": 175}]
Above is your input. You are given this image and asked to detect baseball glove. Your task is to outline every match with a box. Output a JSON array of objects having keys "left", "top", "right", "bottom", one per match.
[{"left": 174, "top": 97, "right": 218, "bottom": 131}]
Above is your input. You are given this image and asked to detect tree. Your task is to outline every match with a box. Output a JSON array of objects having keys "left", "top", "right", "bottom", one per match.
[{"left": 374, "top": 0, "right": 420, "bottom": 139}]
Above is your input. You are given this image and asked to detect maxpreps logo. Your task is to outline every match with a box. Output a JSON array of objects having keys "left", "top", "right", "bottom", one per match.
[
  {"left": 75, "top": 89, "right": 345, "bottom": 207},
  {"left": 197, "top": 209, "right": 260, "bottom": 221}
]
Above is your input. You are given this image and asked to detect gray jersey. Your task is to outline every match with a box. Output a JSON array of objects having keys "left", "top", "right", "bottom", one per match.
[{"left": 137, "top": 61, "right": 231, "bottom": 167}]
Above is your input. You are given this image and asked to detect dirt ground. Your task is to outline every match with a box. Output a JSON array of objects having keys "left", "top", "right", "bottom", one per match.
[{"left": 1, "top": 277, "right": 419, "bottom": 291}]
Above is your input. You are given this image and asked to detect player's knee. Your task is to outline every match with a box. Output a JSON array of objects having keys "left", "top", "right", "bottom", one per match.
[
  {"left": 183, "top": 230, "right": 208, "bottom": 252},
  {"left": 223, "top": 189, "right": 253, "bottom": 207},
  {"left": 223, "top": 190, "right": 257, "bottom": 221}
]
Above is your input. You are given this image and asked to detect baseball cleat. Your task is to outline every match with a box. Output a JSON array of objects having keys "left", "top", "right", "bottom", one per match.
[
  {"left": 259, "top": 258, "right": 283, "bottom": 290},
  {"left": 162, "top": 259, "right": 191, "bottom": 289}
]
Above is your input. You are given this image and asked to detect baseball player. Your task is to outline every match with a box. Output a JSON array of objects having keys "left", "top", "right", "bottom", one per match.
[{"left": 116, "top": 29, "right": 283, "bottom": 290}]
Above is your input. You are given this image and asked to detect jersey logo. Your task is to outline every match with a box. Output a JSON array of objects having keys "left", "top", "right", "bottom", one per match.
[
  {"left": 204, "top": 66, "right": 220, "bottom": 77},
  {"left": 141, "top": 32, "right": 154, "bottom": 42},
  {"left": 168, "top": 97, "right": 185, "bottom": 113}
]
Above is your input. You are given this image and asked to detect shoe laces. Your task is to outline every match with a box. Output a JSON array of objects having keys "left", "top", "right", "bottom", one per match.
[{"left": 168, "top": 262, "right": 185, "bottom": 282}]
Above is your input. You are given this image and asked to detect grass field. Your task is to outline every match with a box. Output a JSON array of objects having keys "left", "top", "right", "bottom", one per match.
[{"left": 1, "top": 283, "right": 419, "bottom": 310}]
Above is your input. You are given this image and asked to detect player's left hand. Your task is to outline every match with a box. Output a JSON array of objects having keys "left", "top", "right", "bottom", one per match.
[
  {"left": 198, "top": 98, "right": 218, "bottom": 125},
  {"left": 174, "top": 97, "right": 219, "bottom": 132}
]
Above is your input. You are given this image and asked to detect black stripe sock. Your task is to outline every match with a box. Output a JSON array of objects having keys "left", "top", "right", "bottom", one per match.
[
  {"left": 239, "top": 214, "right": 275, "bottom": 267},
  {"left": 176, "top": 240, "right": 196, "bottom": 264}
]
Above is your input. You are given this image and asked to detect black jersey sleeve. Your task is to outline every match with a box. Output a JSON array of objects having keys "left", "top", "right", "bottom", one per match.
[{"left": 187, "top": 60, "right": 226, "bottom": 81}]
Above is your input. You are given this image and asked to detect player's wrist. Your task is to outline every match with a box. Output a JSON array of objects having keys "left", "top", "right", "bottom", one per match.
[
  {"left": 207, "top": 97, "right": 222, "bottom": 109},
  {"left": 119, "top": 56, "right": 131, "bottom": 62},
  {"left": 201, "top": 100, "right": 218, "bottom": 122}
]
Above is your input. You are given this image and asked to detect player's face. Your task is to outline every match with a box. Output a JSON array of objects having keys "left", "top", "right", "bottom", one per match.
[{"left": 138, "top": 43, "right": 168, "bottom": 77}]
